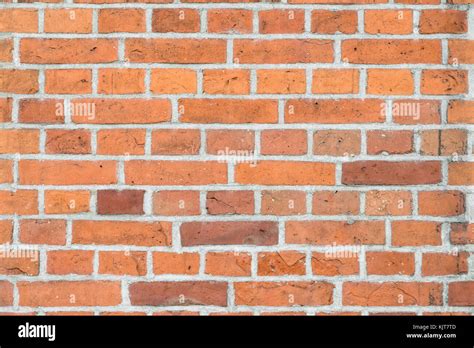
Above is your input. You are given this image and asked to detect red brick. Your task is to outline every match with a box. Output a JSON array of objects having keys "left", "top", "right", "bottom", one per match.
[
  {"left": 129, "top": 282, "right": 227, "bottom": 306},
  {"left": 342, "top": 161, "right": 441, "bottom": 185},
  {"left": 97, "top": 190, "right": 145, "bottom": 215},
  {"left": 181, "top": 221, "right": 278, "bottom": 246}
]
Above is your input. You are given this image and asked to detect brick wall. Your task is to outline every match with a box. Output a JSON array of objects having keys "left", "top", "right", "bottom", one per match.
[{"left": 0, "top": 0, "right": 473, "bottom": 315}]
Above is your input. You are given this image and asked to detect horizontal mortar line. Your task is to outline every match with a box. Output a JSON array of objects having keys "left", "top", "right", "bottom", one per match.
[
  {"left": 1, "top": 33, "right": 471, "bottom": 39},
  {"left": 0, "top": 3, "right": 470, "bottom": 9},
  {"left": 2, "top": 63, "right": 471, "bottom": 69},
  {"left": 2, "top": 244, "right": 472, "bottom": 252},
  {"left": 0, "top": 154, "right": 470, "bottom": 161},
  {"left": 0, "top": 213, "right": 467, "bottom": 222},
  {"left": 0, "top": 93, "right": 471, "bottom": 99},
  {"left": 2, "top": 124, "right": 474, "bottom": 131},
  {"left": 1, "top": 184, "right": 472, "bottom": 191},
  {"left": 4, "top": 273, "right": 473, "bottom": 282},
  {"left": 3, "top": 304, "right": 474, "bottom": 311}
]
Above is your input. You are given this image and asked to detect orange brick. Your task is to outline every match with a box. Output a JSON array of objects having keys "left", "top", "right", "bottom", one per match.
[
  {"left": 45, "top": 69, "right": 92, "bottom": 94},
  {"left": 0, "top": 9, "right": 38, "bottom": 33},
  {"left": 126, "top": 39, "right": 226, "bottom": 64},
  {"left": 343, "top": 282, "right": 442, "bottom": 306},
  {"left": 286, "top": 99, "right": 384, "bottom": 124},
  {"left": 420, "top": 10, "right": 467, "bottom": 34},
  {"left": 207, "top": 9, "right": 252, "bottom": 34},
  {"left": 206, "top": 130, "right": 254, "bottom": 154},
  {"left": 365, "top": 191, "right": 412, "bottom": 216},
  {"left": 312, "top": 252, "right": 359, "bottom": 276},
  {"left": 0, "top": 39, "right": 13, "bottom": 62},
  {"left": 18, "top": 281, "right": 122, "bottom": 307},
  {"left": 153, "top": 252, "right": 200, "bottom": 275},
  {"left": 0, "top": 190, "right": 38, "bottom": 215},
  {"left": 152, "top": 129, "right": 200, "bottom": 155},
  {"left": 366, "top": 130, "right": 413, "bottom": 154},
  {"left": 365, "top": 10, "right": 413, "bottom": 34},
  {"left": 418, "top": 191, "right": 465, "bottom": 217},
  {"left": 97, "top": 129, "right": 146, "bottom": 155},
  {"left": 47, "top": 250, "right": 94, "bottom": 275},
  {"left": 126, "top": 161, "right": 227, "bottom": 185},
  {"left": 180, "top": 99, "right": 278, "bottom": 124},
  {"left": 258, "top": 251, "right": 306, "bottom": 276},
  {"left": 312, "top": 10, "right": 357, "bottom": 34},
  {"left": 0, "top": 160, "right": 12, "bottom": 184},
  {"left": 235, "top": 161, "right": 335, "bottom": 185},
  {"left": 312, "top": 69, "right": 359, "bottom": 94},
  {"left": 45, "top": 129, "right": 91, "bottom": 154},
  {"left": 152, "top": 9, "right": 200, "bottom": 33},
  {"left": 235, "top": 40, "right": 333, "bottom": 64},
  {"left": 203, "top": 69, "right": 250, "bottom": 95},
  {"left": 206, "top": 252, "right": 251, "bottom": 276},
  {"left": 21, "top": 39, "right": 118, "bottom": 64},
  {"left": 19, "top": 160, "right": 116, "bottom": 185},
  {"left": 73, "top": 221, "right": 172, "bottom": 246},
  {"left": 98, "top": 69, "right": 145, "bottom": 94},
  {"left": 420, "top": 129, "right": 467, "bottom": 155},
  {"left": 151, "top": 69, "right": 197, "bottom": 94},
  {"left": 259, "top": 10, "right": 305, "bottom": 34},
  {"left": 0, "top": 70, "right": 38, "bottom": 94},
  {"left": 313, "top": 191, "right": 359, "bottom": 215},
  {"left": 313, "top": 130, "right": 361, "bottom": 156},
  {"left": 99, "top": 9, "right": 145, "bottom": 33},
  {"left": 20, "top": 219, "right": 66, "bottom": 245},
  {"left": 257, "top": 69, "right": 306, "bottom": 94},
  {"left": 0, "top": 130, "right": 39, "bottom": 154},
  {"left": 366, "top": 252, "right": 415, "bottom": 275},
  {"left": 261, "top": 190, "right": 307, "bottom": 216},
  {"left": 286, "top": 221, "right": 385, "bottom": 245},
  {"left": 421, "top": 70, "right": 468, "bottom": 95},
  {"left": 235, "top": 282, "right": 334, "bottom": 306},
  {"left": 422, "top": 252, "right": 469, "bottom": 276},
  {"left": 260, "top": 130, "right": 307, "bottom": 155},
  {"left": 367, "top": 69, "right": 414, "bottom": 95},
  {"left": 99, "top": 251, "right": 147, "bottom": 276},
  {"left": 45, "top": 190, "right": 90, "bottom": 214},
  {"left": 153, "top": 191, "right": 200, "bottom": 216},
  {"left": 44, "top": 9, "right": 92, "bottom": 33},
  {"left": 392, "top": 221, "right": 442, "bottom": 246},
  {"left": 206, "top": 191, "right": 254, "bottom": 215}
]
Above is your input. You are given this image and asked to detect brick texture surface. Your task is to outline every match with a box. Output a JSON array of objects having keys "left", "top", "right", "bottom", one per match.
[{"left": 0, "top": 0, "right": 472, "bottom": 316}]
